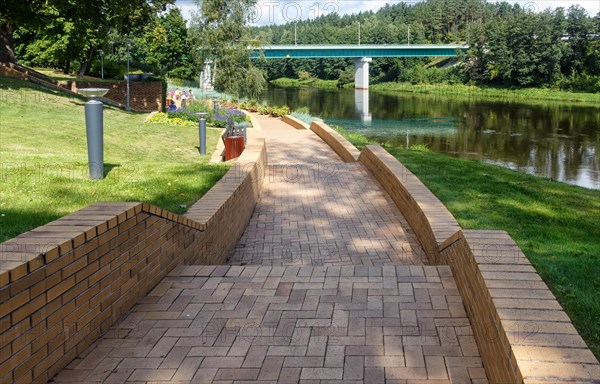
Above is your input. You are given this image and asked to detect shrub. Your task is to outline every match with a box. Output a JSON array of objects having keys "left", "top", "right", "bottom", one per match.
[
  {"left": 298, "top": 71, "right": 312, "bottom": 81},
  {"left": 270, "top": 105, "right": 290, "bottom": 117},
  {"left": 408, "top": 144, "right": 430, "bottom": 152},
  {"left": 258, "top": 106, "right": 270, "bottom": 115},
  {"left": 294, "top": 106, "right": 310, "bottom": 114}
]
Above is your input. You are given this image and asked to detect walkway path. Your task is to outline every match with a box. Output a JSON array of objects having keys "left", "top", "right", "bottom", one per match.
[
  {"left": 230, "top": 116, "right": 426, "bottom": 267},
  {"left": 52, "top": 117, "right": 487, "bottom": 383}
]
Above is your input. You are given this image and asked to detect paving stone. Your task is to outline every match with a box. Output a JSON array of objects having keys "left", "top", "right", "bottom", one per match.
[{"left": 52, "top": 118, "right": 487, "bottom": 383}]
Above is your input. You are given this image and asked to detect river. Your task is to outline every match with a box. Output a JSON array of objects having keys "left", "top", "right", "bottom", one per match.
[{"left": 262, "top": 85, "right": 600, "bottom": 190}]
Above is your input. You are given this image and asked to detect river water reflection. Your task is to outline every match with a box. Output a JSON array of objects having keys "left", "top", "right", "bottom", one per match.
[{"left": 263, "top": 85, "right": 600, "bottom": 190}]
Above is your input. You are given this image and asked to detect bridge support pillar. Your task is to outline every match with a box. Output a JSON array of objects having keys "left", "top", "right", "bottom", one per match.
[
  {"left": 354, "top": 57, "right": 372, "bottom": 89},
  {"left": 354, "top": 89, "right": 372, "bottom": 124}
]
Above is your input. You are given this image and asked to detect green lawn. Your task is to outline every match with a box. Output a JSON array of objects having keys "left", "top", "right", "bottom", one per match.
[
  {"left": 336, "top": 127, "right": 600, "bottom": 359},
  {"left": 0, "top": 77, "right": 227, "bottom": 242}
]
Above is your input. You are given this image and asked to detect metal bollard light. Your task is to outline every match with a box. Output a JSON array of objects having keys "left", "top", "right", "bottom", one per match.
[
  {"left": 196, "top": 112, "right": 209, "bottom": 155},
  {"left": 78, "top": 88, "right": 109, "bottom": 180},
  {"left": 85, "top": 100, "right": 104, "bottom": 179}
]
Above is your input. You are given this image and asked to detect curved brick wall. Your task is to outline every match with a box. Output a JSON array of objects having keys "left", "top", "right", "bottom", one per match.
[
  {"left": 309, "top": 121, "right": 360, "bottom": 162},
  {"left": 358, "top": 144, "right": 461, "bottom": 263},
  {"left": 279, "top": 119, "right": 598, "bottom": 383},
  {"left": 440, "top": 230, "right": 600, "bottom": 382},
  {"left": 0, "top": 138, "right": 266, "bottom": 383},
  {"left": 352, "top": 143, "right": 600, "bottom": 382},
  {"left": 282, "top": 115, "right": 309, "bottom": 130}
]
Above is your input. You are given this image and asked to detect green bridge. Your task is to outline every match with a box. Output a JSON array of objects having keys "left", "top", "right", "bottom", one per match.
[
  {"left": 250, "top": 44, "right": 467, "bottom": 60},
  {"left": 247, "top": 44, "right": 468, "bottom": 89},
  {"left": 200, "top": 44, "right": 468, "bottom": 90}
]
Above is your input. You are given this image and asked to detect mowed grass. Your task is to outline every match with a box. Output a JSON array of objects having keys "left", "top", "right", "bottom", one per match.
[
  {"left": 338, "top": 129, "right": 600, "bottom": 359},
  {"left": 0, "top": 77, "right": 227, "bottom": 242}
]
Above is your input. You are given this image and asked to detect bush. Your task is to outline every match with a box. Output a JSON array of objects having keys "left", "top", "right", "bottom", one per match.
[
  {"left": 298, "top": 71, "right": 312, "bottom": 81},
  {"left": 294, "top": 106, "right": 310, "bottom": 114},
  {"left": 337, "top": 69, "right": 354, "bottom": 88},
  {"left": 258, "top": 106, "right": 271, "bottom": 115},
  {"left": 269, "top": 105, "right": 290, "bottom": 117},
  {"left": 408, "top": 144, "right": 430, "bottom": 152},
  {"left": 553, "top": 72, "right": 600, "bottom": 93},
  {"left": 147, "top": 112, "right": 196, "bottom": 127}
]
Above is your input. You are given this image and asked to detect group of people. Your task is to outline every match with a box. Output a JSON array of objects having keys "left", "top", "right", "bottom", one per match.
[{"left": 167, "top": 88, "right": 194, "bottom": 111}]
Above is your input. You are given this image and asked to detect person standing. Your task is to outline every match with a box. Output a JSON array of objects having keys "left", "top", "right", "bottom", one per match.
[
  {"left": 188, "top": 89, "right": 194, "bottom": 101},
  {"left": 181, "top": 90, "right": 188, "bottom": 109}
]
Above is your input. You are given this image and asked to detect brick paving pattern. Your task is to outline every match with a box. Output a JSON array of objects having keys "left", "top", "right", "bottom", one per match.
[
  {"left": 52, "top": 116, "right": 487, "bottom": 383},
  {"left": 230, "top": 116, "right": 426, "bottom": 267},
  {"left": 54, "top": 265, "right": 487, "bottom": 383}
]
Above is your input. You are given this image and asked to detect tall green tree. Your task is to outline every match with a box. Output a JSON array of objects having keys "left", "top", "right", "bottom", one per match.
[
  {"left": 562, "top": 5, "right": 593, "bottom": 74},
  {"left": 189, "top": 0, "right": 265, "bottom": 98},
  {"left": 1, "top": 0, "right": 173, "bottom": 74},
  {"left": 141, "top": 6, "right": 193, "bottom": 78}
]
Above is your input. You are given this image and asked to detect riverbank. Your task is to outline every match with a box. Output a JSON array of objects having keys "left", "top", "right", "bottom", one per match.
[
  {"left": 270, "top": 77, "right": 600, "bottom": 105},
  {"left": 332, "top": 125, "right": 600, "bottom": 359},
  {"left": 270, "top": 77, "right": 348, "bottom": 89},
  {"left": 372, "top": 82, "right": 600, "bottom": 104}
]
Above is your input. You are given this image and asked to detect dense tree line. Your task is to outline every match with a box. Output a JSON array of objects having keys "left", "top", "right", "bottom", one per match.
[
  {"left": 250, "top": 0, "right": 600, "bottom": 91},
  {"left": 3, "top": 0, "right": 599, "bottom": 92},
  {"left": 2, "top": 0, "right": 264, "bottom": 97},
  {"left": 2, "top": 1, "right": 196, "bottom": 80}
]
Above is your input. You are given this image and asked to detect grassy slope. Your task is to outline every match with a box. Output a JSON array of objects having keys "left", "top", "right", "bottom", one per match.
[
  {"left": 0, "top": 77, "right": 226, "bottom": 242},
  {"left": 339, "top": 129, "right": 600, "bottom": 359}
]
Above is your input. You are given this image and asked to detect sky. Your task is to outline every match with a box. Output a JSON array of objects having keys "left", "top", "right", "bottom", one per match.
[{"left": 175, "top": 0, "right": 600, "bottom": 26}]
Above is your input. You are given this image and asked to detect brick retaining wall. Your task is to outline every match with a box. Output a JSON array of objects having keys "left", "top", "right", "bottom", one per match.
[
  {"left": 282, "top": 115, "right": 309, "bottom": 130},
  {"left": 358, "top": 144, "right": 461, "bottom": 263},
  {"left": 301, "top": 122, "right": 600, "bottom": 382},
  {"left": 65, "top": 81, "right": 163, "bottom": 112},
  {"left": 184, "top": 138, "right": 266, "bottom": 264},
  {"left": 0, "top": 138, "right": 266, "bottom": 383},
  {"left": 309, "top": 121, "right": 360, "bottom": 162},
  {"left": 440, "top": 230, "right": 600, "bottom": 382},
  {"left": 1, "top": 64, "right": 163, "bottom": 112}
]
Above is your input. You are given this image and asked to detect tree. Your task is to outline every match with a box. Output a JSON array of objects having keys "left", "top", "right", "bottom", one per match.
[
  {"left": 141, "top": 7, "right": 193, "bottom": 78},
  {"left": 189, "top": 0, "right": 266, "bottom": 98},
  {"left": 1, "top": 0, "right": 173, "bottom": 74},
  {"left": 562, "top": 5, "right": 592, "bottom": 74}
]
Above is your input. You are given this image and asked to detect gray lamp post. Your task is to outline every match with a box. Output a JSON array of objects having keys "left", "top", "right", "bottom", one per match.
[
  {"left": 77, "top": 88, "right": 110, "bottom": 179},
  {"left": 97, "top": 49, "right": 104, "bottom": 79},
  {"left": 195, "top": 112, "right": 209, "bottom": 155},
  {"left": 126, "top": 40, "right": 131, "bottom": 111}
]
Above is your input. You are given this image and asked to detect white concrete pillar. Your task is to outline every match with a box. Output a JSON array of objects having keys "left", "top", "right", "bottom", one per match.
[
  {"left": 354, "top": 89, "right": 372, "bottom": 124},
  {"left": 354, "top": 57, "right": 372, "bottom": 89}
]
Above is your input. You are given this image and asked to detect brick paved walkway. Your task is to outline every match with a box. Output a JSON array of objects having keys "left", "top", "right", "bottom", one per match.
[
  {"left": 54, "top": 265, "right": 487, "bottom": 383},
  {"left": 230, "top": 116, "right": 426, "bottom": 267},
  {"left": 52, "top": 117, "right": 487, "bottom": 383}
]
